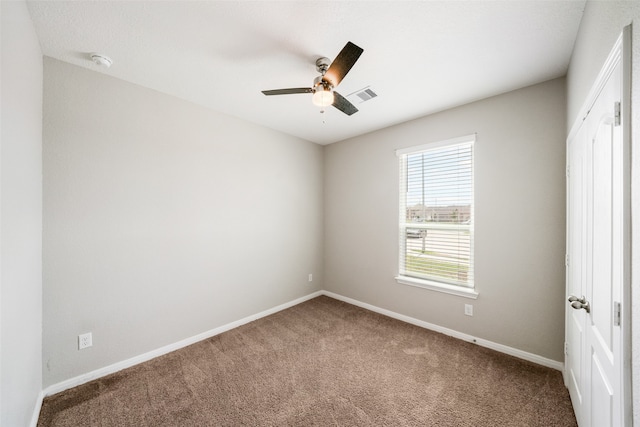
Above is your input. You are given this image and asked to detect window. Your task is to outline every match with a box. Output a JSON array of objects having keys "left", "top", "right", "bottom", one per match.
[{"left": 396, "top": 134, "right": 476, "bottom": 298}]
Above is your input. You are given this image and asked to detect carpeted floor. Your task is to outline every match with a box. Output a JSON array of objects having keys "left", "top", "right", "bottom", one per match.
[{"left": 37, "top": 296, "right": 577, "bottom": 426}]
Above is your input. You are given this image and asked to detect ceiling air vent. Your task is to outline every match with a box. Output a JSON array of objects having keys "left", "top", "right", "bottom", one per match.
[{"left": 348, "top": 86, "right": 378, "bottom": 104}]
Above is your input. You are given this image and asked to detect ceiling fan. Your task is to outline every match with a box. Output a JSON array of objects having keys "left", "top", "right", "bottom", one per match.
[{"left": 261, "top": 41, "right": 364, "bottom": 116}]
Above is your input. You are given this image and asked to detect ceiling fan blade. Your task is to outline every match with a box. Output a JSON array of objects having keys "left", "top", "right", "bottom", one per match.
[
  {"left": 323, "top": 41, "right": 364, "bottom": 88},
  {"left": 332, "top": 91, "right": 358, "bottom": 116},
  {"left": 262, "top": 88, "right": 313, "bottom": 96}
]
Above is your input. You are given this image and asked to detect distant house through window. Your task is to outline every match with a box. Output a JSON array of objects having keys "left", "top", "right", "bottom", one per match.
[{"left": 396, "top": 134, "right": 476, "bottom": 298}]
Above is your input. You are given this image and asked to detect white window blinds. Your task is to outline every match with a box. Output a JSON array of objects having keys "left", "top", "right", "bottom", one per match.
[{"left": 397, "top": 135, "right": 475, "bottom": 289}]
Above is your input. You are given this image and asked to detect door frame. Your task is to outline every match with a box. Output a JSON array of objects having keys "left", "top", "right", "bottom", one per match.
[{"left": 564, "top": 25, "right": 632, "bottom": 426}]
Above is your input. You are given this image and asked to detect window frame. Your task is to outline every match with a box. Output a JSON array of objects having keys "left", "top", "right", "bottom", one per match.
[{"left": 395, "top": 134, "right": 478, "bottom": 299}]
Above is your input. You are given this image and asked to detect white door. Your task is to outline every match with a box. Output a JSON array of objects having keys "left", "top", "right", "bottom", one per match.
[
  {"left": 565, "top": 32, "right": 628, "bottom": 427},
  {"left": 566, "top": 116, "right": 588, "bottom": 426},
  {"left": 586, "top": 56, "right": 621, "bottom": 427}
]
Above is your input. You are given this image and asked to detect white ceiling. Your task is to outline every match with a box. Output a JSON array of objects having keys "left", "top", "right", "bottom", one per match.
[{"left": 26, "top": 0, "right": 586, "bottom": 145}]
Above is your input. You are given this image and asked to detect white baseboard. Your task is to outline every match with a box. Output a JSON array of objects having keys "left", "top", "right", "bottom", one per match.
[
  {"left": 321, "top": 291, "right": 564, "bottom": 371},
  {"left": 30, "top": 390, "right": 45, "bottom": 427},
  {"left": 43, "top": 291, "right": 323, "bottom": 397},
  {"left": 42, "top": 288, "right": 562, "bottom": 403}
]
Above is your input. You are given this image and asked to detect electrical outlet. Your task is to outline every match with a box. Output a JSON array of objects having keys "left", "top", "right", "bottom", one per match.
[
  {"left": 464, "top": 304, "right": 473, "bottom": 316},
  {"left": 308, "top": 273, "right": 313, "bottom": 282},
  {"left": 78, "top": 332, "right": 92, "bottom": 350}
]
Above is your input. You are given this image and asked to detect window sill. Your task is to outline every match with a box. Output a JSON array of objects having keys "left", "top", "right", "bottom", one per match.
[{"left": 395, "top": 276, "right": 479, "bottom": 299}]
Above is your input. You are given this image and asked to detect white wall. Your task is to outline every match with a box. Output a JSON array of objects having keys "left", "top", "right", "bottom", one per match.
[
  {"left": 42, "top": 58, "right": 323, "bottom": 387},
  {"left": 1, "top": 1, "right": 44, "bottom": 425},
  {"left": 324, "top": 78, "right": 567, "bottom": 362},
  {"left": 565, "top": 2, "right": 640, "bottom": 423}
]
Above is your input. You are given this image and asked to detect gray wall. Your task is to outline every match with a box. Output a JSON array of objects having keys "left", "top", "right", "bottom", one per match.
[
  {"left": 324, "top": 78, "right": 567, "bottom": 362},
  {"left": 565, "top": 2, "right": 640, "bottom": 423},
  {"left": 1, "top": 1, "right": 44, "bottom": 425},
  {"left": 43, "top": 58, "right": 323, "bottom": 387}
]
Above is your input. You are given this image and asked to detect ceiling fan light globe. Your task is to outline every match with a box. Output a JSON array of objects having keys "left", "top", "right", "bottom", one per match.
[{"left": 312, "top": 89, "right": 334, "bottom": 107}]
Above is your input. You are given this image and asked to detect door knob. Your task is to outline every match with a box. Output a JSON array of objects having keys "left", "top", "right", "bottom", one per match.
[{"left": 568, "top": 295, "right": 590, "bottom": 313}]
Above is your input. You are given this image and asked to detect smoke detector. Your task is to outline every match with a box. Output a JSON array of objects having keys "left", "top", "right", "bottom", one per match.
[{"left": 90, "top": 53, "right": 112, "bottom": 68}]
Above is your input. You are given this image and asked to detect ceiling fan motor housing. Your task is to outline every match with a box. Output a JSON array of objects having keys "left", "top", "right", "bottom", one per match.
[{"left": 313, "top": 75, "right": 333, "bottom": 93}]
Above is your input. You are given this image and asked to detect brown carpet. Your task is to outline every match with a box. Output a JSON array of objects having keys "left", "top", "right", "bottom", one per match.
[{"left": 37, "top": 296, "right": 577, "bottom": 426}]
